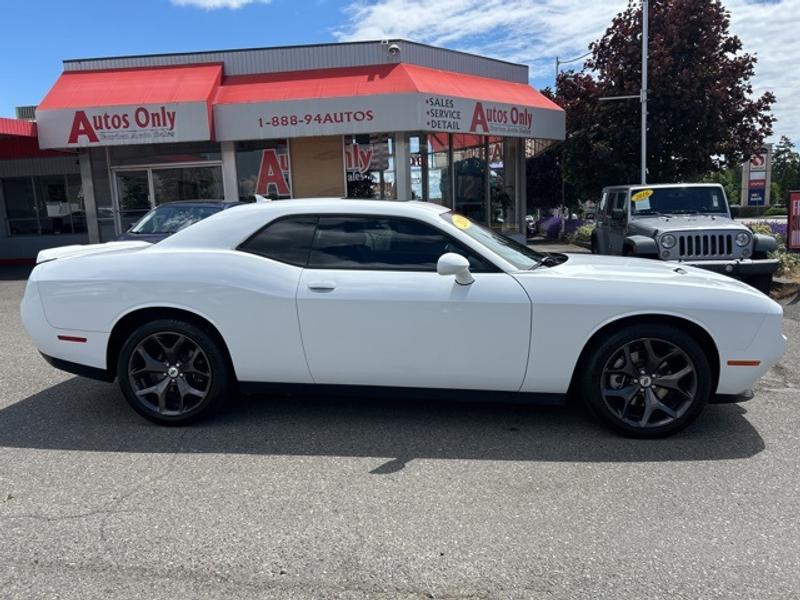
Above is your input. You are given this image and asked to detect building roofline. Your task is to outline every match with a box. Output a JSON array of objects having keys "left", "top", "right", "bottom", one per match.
[{"left": 62, "top": 39, "right": 527, "bottom": 70}]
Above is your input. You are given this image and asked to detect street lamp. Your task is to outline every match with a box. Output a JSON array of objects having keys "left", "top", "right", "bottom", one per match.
[
  {"left": 554, "top": 51, "right": 593, "bottom": 212},
  {"left": 598, "top": 0, "right": 649, "bottom": 184},
  {"left": 554, "top": 51, "right": 592, "bottom": 83}
]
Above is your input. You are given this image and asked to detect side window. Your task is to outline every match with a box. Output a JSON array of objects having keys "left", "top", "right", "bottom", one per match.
[
  {"left": 307, "top": 216, "right": 494, "bottom": 272},
  {"left": 238, "top": 216, "right": 318, "bottom": 266},
  {"left": 611, "top": 190, "right": 628, "bottom": 218},
  {"left": 598, "top": 191, "right": 609, "bottom": 215}
]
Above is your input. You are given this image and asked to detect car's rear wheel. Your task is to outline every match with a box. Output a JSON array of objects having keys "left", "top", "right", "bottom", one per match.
[
  {"left": 117, "top": 319, "right": 231, "bottom": 425},
  {"left": 581, "top": 324, "right": 711, "bottom": 438}
]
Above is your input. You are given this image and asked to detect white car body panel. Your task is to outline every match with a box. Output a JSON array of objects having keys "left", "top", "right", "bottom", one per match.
[
  {"left": 512, "top": 255, "right": 783, "bottom": 395},
  {"left": 297, "top": 270, "right": 531, "bottom": 389},
  {"left": 36, "top": 240, "right": 152, "bottom": 264},
  {"left": 21, "top": 199, "right": 785, "bottom": 401}
]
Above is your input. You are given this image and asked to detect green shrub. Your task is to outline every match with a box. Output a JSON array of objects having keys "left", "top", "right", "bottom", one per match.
[
  {"left": 764, "top": 205, "right": 787, "bottom": 216},
  {"left": 746, "top": 222, "right": 800, "bottom": 279},
  {"left": 773, "top": 246, "right": 800, "bottom": 278},
  {"left": 748, "top": 222, "right": 774, "bottom": 237},
  {"left": 569, "top": 223, "right": 595, "bottom": 245}
]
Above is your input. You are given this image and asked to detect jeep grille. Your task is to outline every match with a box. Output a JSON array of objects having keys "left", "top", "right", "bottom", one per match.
[{"left": 676, "top": 232, "right": 734, "bottom": 259}]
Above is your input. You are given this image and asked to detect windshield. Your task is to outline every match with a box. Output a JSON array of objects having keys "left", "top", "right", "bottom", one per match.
[
  {"left": 440, "top": 211, "right": 545, "bottom": 270},
  {"left": 129, "top": 204, "right": 222, "bottom": 235},
  {"left": 630, "top": 186, "right": 729, "bottom": 216}
]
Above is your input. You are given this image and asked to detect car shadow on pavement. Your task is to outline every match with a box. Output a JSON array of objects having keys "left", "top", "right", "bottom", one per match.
[{"left": 0, "top": 376, "right": 764, "bottom": 465}]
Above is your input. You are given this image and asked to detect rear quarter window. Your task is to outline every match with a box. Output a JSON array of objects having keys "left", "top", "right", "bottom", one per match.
[{"left": 238, "top": 216, "right": 318, "bottom": 266}]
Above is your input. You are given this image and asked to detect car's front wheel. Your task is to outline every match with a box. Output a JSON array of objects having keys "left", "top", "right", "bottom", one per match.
[
  {"left": 117, "top": 319, "right": 231, "bottom": 425},
  {"left": 581, "top": 324, "right": 711, "bottom": 438}
]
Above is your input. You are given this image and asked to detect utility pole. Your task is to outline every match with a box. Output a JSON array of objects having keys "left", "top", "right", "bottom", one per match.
[
  {"left": 640, "top": 0, "right": 649, "bottom": 184},
  {"left": 599, "top": 0, "right": 649, "bottom": 184},
  {"left": 554, "top": 51, "right": 592, "bottom": 211}
]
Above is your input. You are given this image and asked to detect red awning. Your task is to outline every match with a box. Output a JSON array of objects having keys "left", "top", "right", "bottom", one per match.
[
  {"left": 214, "top": 63, "right": 560, "bottom": 111},
  {"left": 39, "top": 64, "right": 223, "bottom": 109},
  {"left": 0, "top": 118, "right": 72, "bottom": 159},
  {"left": 36, "top": 64, "right": 223, "bottom": 149},
  {"left": 213, "top": 63, "right": 564, "bottom": 141},
  {"left": 0, "top": 117, "right": 37, "bottom": 139}
]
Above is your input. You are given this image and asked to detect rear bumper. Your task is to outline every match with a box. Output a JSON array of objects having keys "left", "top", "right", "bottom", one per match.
[
  {"left": 40, "top": 353, "right": 114, "bottom": 382},
  {"left": 683, "top": 258, "right": 779, "bottom": 277},
  {"left": 21, "top": 277, "right": 110, "bottom": 372}
]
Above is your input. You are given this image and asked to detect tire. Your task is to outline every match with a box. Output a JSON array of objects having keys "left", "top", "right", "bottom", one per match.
[
  {"left": 117, "top": 319, "right": 231, "bottom": 425},
  {"left": 580, "top": 323, "right": 711, "bottom": 438},
  {"left": 745, "top": 273, "right": 772, "bottom": 295}
]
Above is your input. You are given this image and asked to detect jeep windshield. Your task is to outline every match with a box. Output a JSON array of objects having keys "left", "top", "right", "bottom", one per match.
[{"left": 630, "top": 186, "right": 729, "bottom": 216}]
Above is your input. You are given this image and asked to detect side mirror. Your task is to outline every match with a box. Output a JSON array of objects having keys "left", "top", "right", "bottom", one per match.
[
  {"left": 437, "top": 253, "right": 474, "bottom": 286},
  {"left": 611, "top": 208, "right": 626, "bottom": 222}
]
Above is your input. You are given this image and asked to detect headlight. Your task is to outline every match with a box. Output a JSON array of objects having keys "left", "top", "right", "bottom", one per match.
[
  {"left": 660, "top": 233, "right": 677, "bottom": 249},
  {"left": 735, "top": 231, "right": 752, "bottom": 247}
]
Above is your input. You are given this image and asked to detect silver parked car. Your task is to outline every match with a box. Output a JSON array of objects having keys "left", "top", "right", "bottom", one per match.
[{"left": 591, "top": 183, "right": 778, "bottom": 293}]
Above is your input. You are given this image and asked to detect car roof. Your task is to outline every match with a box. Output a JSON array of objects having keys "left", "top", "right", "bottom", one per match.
[{"left": 156, "top": 199, "right": 451, "bottom": 251}]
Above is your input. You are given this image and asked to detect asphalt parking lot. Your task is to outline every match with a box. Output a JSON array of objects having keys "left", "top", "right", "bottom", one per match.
[{"left": 1, "top": 268, "right": 799, "bottom": 599}]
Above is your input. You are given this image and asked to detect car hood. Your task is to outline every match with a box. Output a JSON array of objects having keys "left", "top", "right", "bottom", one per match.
[
  {"left": 630, "top": 214, "right": 744, "bottom": 233},
  {"left": 532, "top": 253, "right": 763, "bottom": 295}
]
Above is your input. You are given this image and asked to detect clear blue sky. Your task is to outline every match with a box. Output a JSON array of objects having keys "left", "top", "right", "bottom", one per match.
[
  {"left": 0, "top": 0, "right": 354, "bottom": 117},
  {"left": 1, "top": 0, "right": 795, "bottom": 141}
]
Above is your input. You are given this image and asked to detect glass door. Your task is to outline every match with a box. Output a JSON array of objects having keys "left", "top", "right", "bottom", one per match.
[
  {"left": 151, "top": 165, "right": 224, "bottom": 205},
  {"left": 115, "top": 170, "right": 151, "bottom": 231}
]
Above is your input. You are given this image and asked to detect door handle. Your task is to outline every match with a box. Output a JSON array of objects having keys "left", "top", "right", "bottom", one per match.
[{"left": 307, "top": 281, "right": 336, "bottom": 292}]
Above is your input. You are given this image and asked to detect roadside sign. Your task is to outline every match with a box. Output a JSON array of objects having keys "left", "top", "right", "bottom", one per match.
[
  {"left": 789, "top": 191, "right": 800, "bottom": 250},
  {"left": 741, "top": 144, "right": 772, "bottom": 207}
]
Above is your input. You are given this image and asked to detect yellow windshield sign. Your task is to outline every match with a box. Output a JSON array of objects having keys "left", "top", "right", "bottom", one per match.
[
  {"left": 632, "top": 189, "right": 654, "bottom": 202},
  {"left": 452, "top": 214, "right": 472, "bottom": 230}
]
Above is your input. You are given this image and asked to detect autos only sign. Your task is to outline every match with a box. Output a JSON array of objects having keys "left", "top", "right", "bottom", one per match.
[
  {"left": 425, "top": 96, "right": 534, "bottom": 137},
  {"left": 214, "top": 94, "right": 563, "bottom": 141},
  {"left": 36, "top": 103, "right": 212, "bottom": 149}
]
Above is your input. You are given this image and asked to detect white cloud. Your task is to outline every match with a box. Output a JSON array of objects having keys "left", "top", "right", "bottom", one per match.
[
  {"left": 171, "top": 0, "right": 271, "bottom": 9},
  {"left": 335, "top": 0, "right": 800, "bottom": 142}
]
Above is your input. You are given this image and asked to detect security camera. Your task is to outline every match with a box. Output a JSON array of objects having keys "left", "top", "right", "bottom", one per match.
[{"left": 388, "top": 43, "right": 401, "bottom": 56}]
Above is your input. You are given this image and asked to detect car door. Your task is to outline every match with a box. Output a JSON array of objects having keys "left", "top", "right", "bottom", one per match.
[
  {"left": 594, "top": 189, "right": 611, "bottom": 253},
  {"left": 295, "top": 215, "right": 532, "bottom": 391},
  {"left": 606, "top": 190, "right": 628, "bottom": 254}
]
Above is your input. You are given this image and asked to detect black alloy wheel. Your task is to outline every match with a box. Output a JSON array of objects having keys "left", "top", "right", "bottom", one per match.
[
  {"left": 117, "top": 319, "right": 231, "bottom": 425},
  {"left": 582, "top": 324, "right": 711, "bottom": 438}
]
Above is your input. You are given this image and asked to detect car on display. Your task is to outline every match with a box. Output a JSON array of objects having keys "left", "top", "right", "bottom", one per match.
[
  {"left": 21, "top": 199, "right": 785, "bottom": 437},
  {"left": 116, "top": 200, "right": 241, "bottom": 243},
  {"left": 591, "top": 183, "right": 779, "bottom": 293}
]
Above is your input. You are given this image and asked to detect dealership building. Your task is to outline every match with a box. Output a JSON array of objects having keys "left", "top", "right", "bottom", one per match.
[{"left": 0, "top": 40, "right": 565, "bottom": 261}]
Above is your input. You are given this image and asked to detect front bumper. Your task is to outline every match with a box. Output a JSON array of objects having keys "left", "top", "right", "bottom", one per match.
[
  {"left": 680, "top": 258, "right": 779, "bottom": 277},
  {"left": 711, "top": 391, "right": 754, "bottom": 404}
]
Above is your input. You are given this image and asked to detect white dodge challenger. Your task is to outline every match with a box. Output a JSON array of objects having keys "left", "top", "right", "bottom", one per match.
[{"left": 21, "top": 199, "right": 785, "bottom": 437}]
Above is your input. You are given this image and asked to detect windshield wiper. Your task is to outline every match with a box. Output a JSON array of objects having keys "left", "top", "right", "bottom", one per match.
[
  {"left": 529, "top": 253, "right": 560, "bottom": 270},
  {"left": 637, "top": 210, "right": 674, "bottom": 218}
]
